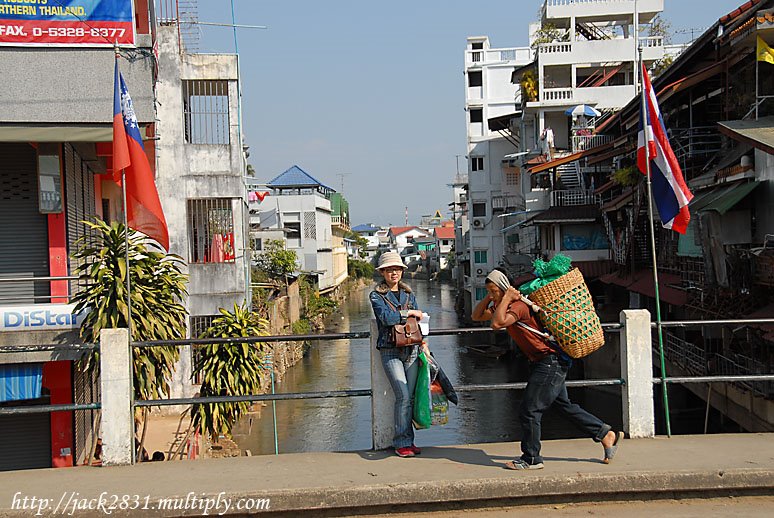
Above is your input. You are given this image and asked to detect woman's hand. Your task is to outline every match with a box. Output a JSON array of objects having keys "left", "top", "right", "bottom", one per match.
[
  {"left": 503, "top": 287, "right": 521, "bottom": 303},
  {"left": 407, "top": 309, "right": 423, "bottom": 320},
  {"left": 420, "top": 340, "right": 431, "bottom": 357}
]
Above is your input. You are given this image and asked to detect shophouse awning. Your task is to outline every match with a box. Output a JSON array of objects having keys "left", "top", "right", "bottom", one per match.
[
  {"left": 600, "top": 269, "right": 686, "bottom": 306},
  {"left": 530, "top": 205, "right": 600, "bottom": 224},
  {"left": 718, "top": 116, "right": 774, "bottom": 155}
]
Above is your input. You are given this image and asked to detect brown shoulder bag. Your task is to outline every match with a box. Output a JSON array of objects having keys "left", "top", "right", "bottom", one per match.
[{"left": 381, "top": 294, "right": 423, "bottom": 347}]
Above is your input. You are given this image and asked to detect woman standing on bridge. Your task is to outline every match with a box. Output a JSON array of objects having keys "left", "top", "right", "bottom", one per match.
[
  {"left": 472, "top": 268, "right": 622, "bottom": 470},
  {"left": 370, "top": 251, "right": 427, "bottom": 458}
]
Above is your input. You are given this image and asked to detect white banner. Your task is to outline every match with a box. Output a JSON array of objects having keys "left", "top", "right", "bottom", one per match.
[{"left": 0, "top": 304, "right": 88, "bottom": 332}]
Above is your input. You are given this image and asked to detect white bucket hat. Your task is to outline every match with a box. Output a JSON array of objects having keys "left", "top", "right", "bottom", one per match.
[{"left": 376, "top": 251, "right": 406, "bottom": 270}]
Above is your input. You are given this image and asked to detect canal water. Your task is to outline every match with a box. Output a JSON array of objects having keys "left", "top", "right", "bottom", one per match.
[{"left": 232, "top": 279, "right": 622, "bottom": 455}]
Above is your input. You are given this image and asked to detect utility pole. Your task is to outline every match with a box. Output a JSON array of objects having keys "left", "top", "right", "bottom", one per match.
[{"left": 405, "top": 206, "right": 408, "bottom": 226}]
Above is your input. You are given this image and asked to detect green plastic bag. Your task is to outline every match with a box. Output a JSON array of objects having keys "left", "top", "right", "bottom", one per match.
[
  {"left": 519, "top": 254, "right": 573, "bottom": 295},
  {"left": 413, "top": 351, "right": 432, "bottom": 429}
]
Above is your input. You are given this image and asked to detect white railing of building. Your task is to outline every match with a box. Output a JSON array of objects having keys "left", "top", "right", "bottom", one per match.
[
  {"left": 466, "top": 48, "right": 528, "bottom": 66},
  {"left": 538, "top": 42, "right": 572, "bottom": 54},
  {"left": 547, "top": 0, "right": 632, "bottom": 5},
  {"left": 542, "top": 87, "right": 574, "bottom": 102},
  {"left": 550, "top": 190, "right": 601, "bottom": 207},
  {"left": 641, "top": 36, "right": 664, "bottom": 48},
  {"left": 492, "top": 195, "right": 523, "bottom": 211},
  {"left": 572, "top": 134, "right": 614, "bottom": 152}
]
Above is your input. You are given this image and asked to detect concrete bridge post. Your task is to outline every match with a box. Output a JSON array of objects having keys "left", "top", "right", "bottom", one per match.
[
  {"left": 99, "top": 328, "right": 134, "bottom": 466},
  {"left": 620, "top": 309, "right": 655, "bottom": 438},
  {"left": 370, "top": 319, "right": 395, "bottom": 450}
]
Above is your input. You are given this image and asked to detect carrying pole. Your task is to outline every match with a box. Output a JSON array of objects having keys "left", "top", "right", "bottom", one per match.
[{"left": 639, "top": 48, "right": 672, "bottom": 436}]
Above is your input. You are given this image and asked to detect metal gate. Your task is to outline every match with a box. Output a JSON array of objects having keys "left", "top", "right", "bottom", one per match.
[
  {"left": 0, "top": 143, "right": 50, "bottom": 303},
  {"left": 0, "top": 408, "right": 51, "bottom": 471}
]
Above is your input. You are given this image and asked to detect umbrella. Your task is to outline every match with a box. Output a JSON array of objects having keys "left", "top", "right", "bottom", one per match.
[{"left": 565, "top": 104, "right": 601, "bottom": 117}]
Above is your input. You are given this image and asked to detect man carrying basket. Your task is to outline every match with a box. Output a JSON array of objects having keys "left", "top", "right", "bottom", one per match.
[{"left": 472, "top": 268, "right": 622, "bottom": 470}]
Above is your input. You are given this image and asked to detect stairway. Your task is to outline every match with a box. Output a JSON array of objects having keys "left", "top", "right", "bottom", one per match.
[
  {"left": 557, "top": 161, "right": 583, "bottom": 190},
  {"left": 578, "top": 62, "right": 624, "bottom": 88},
  {"left": 576, "top": 22, "right": 610, "bottom": 41}
]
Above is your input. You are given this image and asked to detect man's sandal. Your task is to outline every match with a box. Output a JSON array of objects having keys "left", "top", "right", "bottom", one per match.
[{"left": 603, "top": 431, "right": 624, "bottom": 464}]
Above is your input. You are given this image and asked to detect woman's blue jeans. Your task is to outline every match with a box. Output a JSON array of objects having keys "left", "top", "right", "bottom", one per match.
[
  {"left": 380, "top": 346, "right": 418, "bottom": 449},
  {"left": 519, "top": 354, "right": 611, "bottom": 465}
]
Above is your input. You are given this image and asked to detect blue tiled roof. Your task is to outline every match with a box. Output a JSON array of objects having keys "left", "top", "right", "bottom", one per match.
[
  {"left": 352, "top": 224, "right": 379, "bottom": 233},
  {"left": 268, "top": 165, "right": 333, "bottom": 190}
]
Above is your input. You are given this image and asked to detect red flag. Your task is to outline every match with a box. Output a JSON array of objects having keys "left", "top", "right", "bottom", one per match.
[{"left": 113, "top": 58, "right": 170, "bottom": 250}]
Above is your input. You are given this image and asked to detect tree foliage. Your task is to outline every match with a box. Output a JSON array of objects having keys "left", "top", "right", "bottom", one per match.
[
  {"left": 531, "top": 23, "right": 569, "bottom": 48},
  {"left": 347, "top": 258, "right": 375, "bottom": 279},
  {"left": 253, "top": 239, "right": 298, "bottom": 280},
  {"left": 345, "top": 230, "right": 369, "bottom": 259},
  {"left": 190, "top": 303, "right": 269, "bottom": 440},
  {"left": 71, "top": 219, "right": 187, "bottom": 402}
]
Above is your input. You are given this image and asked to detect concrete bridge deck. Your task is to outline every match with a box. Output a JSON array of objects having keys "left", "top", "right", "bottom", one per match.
[{"left": 1, "top": 434, "right": 772, "bottom": 517}]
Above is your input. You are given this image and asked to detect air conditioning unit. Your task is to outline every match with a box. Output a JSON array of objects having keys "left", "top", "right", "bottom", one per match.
[
  {"left": 476, "top": 268, "right": 485, "bottom": 276},
  {"left": 472, "top": 218, "right": 485, "bottom": 229}
]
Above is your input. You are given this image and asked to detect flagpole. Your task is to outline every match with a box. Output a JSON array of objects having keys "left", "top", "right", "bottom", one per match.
[{"left": 639, "top": 47, "right": 672, "bottom": 437}]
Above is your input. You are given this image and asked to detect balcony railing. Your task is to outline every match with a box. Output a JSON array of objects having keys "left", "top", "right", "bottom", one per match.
[
  {"left": 491, "top": 195, "right": 523, "bottom": 212},
  {"left": 331, "top": 216, "right": 350, "bottom": 229},
  {"left": 542, "top": 87, "right": 574, "bottom": 102},
  {"left": 538, "top": 42, "right": 572, "bottom": 54},
  {"left": 551, "top": 190, "right": 601, "bottom": 207},
  {"left": 465, "top": 47, "right": 532, "bottom": 67},
  {"left": 572, "top": 134, "right": 614, "bottom": 152},
  {"left": 641, "top": 36, "right": 664, "bottom": 48}
]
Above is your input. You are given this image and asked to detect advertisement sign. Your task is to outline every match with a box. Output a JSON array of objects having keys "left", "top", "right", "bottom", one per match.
[
  {"left": 0, "top": 0, "right": 135, "bottom": 46},
  {"left": 0, "top": 304, "right": 88, "bottom": 332}
]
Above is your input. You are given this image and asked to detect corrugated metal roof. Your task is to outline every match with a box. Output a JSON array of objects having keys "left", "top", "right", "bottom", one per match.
[
  {"left": 267, "top": 165, "right": 333, "bottom": 190},
  {"left": 701, "top": 181, "right": 760, "bottom": 214},
  {"left": 718, "top": 116, "right": 774, "bottom": 154}
]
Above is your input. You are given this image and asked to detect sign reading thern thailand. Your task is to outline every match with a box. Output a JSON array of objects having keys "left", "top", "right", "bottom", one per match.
[
  {"left": 0, "top": 0, "right": 135, "bottom": 46},
  {"left": 0, "top": 304, "right": 88, "bottom": 332}
]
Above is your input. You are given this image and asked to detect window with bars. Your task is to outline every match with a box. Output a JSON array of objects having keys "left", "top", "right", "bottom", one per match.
[
  {"left": 190, "top": 315, "right": 219, "bottom": 385},
  {"left": 187, "top": 198, "right": 235, "bottom": 263},
  {"left": 303, "top": 212, "right": 317, "bottom": 239},
  {"left": 183, "top": 80, "right": 230, "bottom": 145}
]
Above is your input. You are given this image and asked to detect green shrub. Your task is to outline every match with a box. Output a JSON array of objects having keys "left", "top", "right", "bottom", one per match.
[
  {"left": 348, "top": 258, "right": 375, "bottom": 279},
  {"left": 191, "top": 304, "right": 269, "bottom": 441}
]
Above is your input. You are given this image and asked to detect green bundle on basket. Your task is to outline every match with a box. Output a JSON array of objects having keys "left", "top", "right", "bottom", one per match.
[{"left": 520, "top": 256, "right": 605, "bottom": 359}]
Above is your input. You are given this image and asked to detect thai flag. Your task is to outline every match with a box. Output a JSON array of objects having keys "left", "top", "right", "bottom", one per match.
[
  {"left": 113, "top": 58, "right": 169, "bottom": 251},
  {"left": 637, "top": 62, "right": 693, "bottom": 234}
]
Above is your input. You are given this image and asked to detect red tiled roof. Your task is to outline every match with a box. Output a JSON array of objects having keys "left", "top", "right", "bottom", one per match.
[
  {"left": 434, "top": 227, "right": 455, "bottom": 239},
  {"left": 389, "top": 226, "right": 417, "bottom": 236}
]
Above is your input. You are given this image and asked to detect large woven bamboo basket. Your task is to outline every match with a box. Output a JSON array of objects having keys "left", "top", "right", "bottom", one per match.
[{"left": 529, "top": 268, "right": 604, "bottom": 358}]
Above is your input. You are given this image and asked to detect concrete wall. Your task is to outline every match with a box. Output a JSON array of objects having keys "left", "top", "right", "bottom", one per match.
[
  {"left": 0, "top": 35, "right": 154, "bottom": 124},
  {"left": 153, "top": 25, "right": 249, "bottom": 406}
]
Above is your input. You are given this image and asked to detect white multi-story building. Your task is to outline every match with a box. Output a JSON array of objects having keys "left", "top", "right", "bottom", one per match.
[
  {"left": 460, "top": 36, "right": 532, "bottom": 315},
  {"left": 458, "top": 1, "right": 668, "bottom": 317},
  {"left": 248, "top": 166, "right": 345, "bottom": 294},
  {"left": 515, "top": 0, "right": 665, "bottom": 280}
]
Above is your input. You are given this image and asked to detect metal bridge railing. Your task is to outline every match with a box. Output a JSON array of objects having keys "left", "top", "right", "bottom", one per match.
[{"left": 2, "top": 313, "right": 774, "bottom": 466}]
